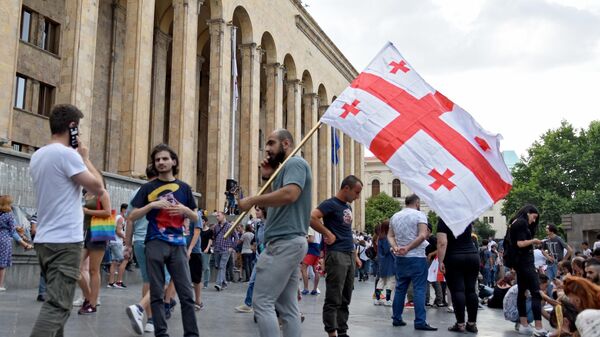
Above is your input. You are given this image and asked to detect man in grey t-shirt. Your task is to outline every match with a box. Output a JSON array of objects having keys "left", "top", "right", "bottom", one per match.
[
  {"left": 542, "top": 224, "right": 573, "bottom": 280},
  {"left": 238, "top": 129, "right": 311, "bottom": 337}
]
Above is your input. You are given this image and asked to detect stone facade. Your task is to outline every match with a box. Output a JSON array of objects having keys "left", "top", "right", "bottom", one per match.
[
  {"left": 364, "top": 156, "right": 506, "bottom": 237},
  {"left": 562, "top": 213, "right": 600, "bottom": 249},
  {"left": 0, "top": 0, "right": 365, "bottom": 228}
]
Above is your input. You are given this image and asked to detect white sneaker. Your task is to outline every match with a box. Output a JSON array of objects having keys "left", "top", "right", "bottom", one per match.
[
  {"left": 235, "top": 304, "right": 253, "bottom": 313},
  {"left": 517, "top": 324, "right": 534, "bottom": 335},
  {"left": 533, "top": 328, "right": 549, "bottom": 337},
  {"left": 144, "top": 321, "right": 154, "bottom": 333},
  {"left": 384, "top": 300, "right": 393, "bottom": 307},
  {"left": 447, "top": 306, "right": 454, "bottom": 313},
  {"left": 373, "top": 298, "right": 380, "bottom": 305},
  {"left": 0, "top": 287, "right": 6, "bottom": 292},
  {"left": 73, "top": 297, "right": 85, "bottom": 306},
  {"left": 126, "top": 304, "right": 144, "bottom": 335}
]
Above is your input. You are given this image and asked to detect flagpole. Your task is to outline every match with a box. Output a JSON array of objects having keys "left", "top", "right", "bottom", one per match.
[
  {"left": 229, "top": 25, "right": 238, "bottom": 180},
  {"left": 224, "top": 121, "right": 324, "bottom": 238}
]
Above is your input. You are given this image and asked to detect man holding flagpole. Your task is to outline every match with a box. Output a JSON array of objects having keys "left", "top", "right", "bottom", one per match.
[{"left": 237, "top": 129, "right": 312, "bottom": 337}]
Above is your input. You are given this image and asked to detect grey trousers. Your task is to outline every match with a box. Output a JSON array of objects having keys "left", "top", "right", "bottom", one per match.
[
  {"left": 146, "top": 240, "right": 198, "bottom": 337},
  {"left": 30, "top": 243, "right": 82, "bottom": 337},
  {"left": 214, "top": 251, "right": 231, "bottom": 285},
  {"left": 323, "top": 251, "right": 355, "bottom": 334},
  {"left": 253, "top": 236, "right": 308, "bottom": 337}
]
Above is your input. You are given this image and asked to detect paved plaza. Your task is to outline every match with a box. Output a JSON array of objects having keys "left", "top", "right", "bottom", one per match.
[{"left": 0, "top": 277, "right": 527, "bottom": 337}]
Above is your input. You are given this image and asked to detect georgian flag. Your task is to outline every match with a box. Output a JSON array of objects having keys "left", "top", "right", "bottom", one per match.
[{"left": 320, "top": 42, "right": 512, "bottom": 236}]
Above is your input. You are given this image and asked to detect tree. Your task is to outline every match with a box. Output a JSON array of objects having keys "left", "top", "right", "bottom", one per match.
[
  {"left": 503, "top": 120, "right": 600, "bottom": 226},
  {"left": 365, "top": 192, "right": 401, "bottom": 234},
  {"left": 473, "top": 219, "right": 496, "bottom": 241},
  {"left": 427, "top": 210, "right": 439, "bottom": 233}
]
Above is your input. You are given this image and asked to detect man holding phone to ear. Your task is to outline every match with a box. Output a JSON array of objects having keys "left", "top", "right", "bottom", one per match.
[{"left": 29, "top": 104, "right": 107, "bottom": 337}]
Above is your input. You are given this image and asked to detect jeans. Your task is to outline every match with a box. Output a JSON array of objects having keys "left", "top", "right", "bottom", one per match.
[
  {"left": 201, "top": 252, "right": 211, "bottom": 287},
  {"left": 38, "top": 273, "right": 47, "bottom": 296},
  {"left": 146, "top": 240, "right": 198, "bottom": 337},
  {"left": 445, "top": 253, "right": 479, "bottom": 324},
  {"left": 546, "top": 263, "right": 558, "bottom": 280},
  {"left": 214, "top": 251, "right": 231, "bottom": 286},
  {"left": 254, "top": 236, "right": 307, "bottom": 337},
  {"left": 242, "top": 253, "right": 255, "bottom": 281},
  {"left": 133, "top": 240, "right": 149, "bottom": 283},
  {"left": 244, "top": 260, "right": 259, "bottom": 307},
  {"left": 30, "top": 243, "right": 82, "bottom": 337},
  {"left": 392, "top": 256, "right": 428, "bottom": 327},
  {"left": 323, "top": 251, "right": 355, "bottom": 334}
]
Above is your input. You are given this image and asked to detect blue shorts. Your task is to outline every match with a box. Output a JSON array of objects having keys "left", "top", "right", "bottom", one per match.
[
  {"left": 109, "top": 242, "right": 124, "bottom": 262},
  {"left": 134, "top": 240, "right": 171, "bottom": 284}
]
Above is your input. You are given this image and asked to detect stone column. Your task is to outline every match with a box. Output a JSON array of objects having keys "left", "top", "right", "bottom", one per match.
[
  {"left": 318, "top": 105, "right": 332, "bottom": 201},
  {"left": 56, "top": 0, "right": 100, "bottom": 147},
  {"left": 343, "top": 134, "right": 352, "bottom": 177},
  {"left": 354, "top": 143, "right": 364, "bottom": 230},
  {"left": 302, "top": 93, "right": 319, "bottom": 207},
  {"left": 349, "top": 139, "right": 355, "bottom": 174},
  {"left": 149, "top": 28, "right": 171, "bottom": 148},
  {"left": 337, "top": 129, "right": 344, "bottom": 187},
  {"left": 265, "top": 63, "right": 283, "bottom": 133},
  {"left": 205, "top": 18, "right": 231, "bottom": 212},
  {"left": 286, "top": 79, "right": 302, "bottom": 141},
  {"left": 238, "top": 43, "right": 260, "bottom": 197},
  {"left": 117, "top": 0, "right": 155, "bottom": 177},
  {"left": 169, "top": 0, "right": 200, "bottom": 186},
  {"left": 0, "top": 0, "right": 22, "bottom": 143}
]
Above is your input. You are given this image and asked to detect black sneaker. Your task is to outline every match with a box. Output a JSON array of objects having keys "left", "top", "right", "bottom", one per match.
[
  {"left": 36, "top": 294, "right": 45, "bottom": 302},
  {"left": 393, "top": 320, "right": 407, "bottom": 327}
]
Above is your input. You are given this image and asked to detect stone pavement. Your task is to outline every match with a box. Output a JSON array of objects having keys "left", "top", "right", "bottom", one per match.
[{"left": 1, "top": 278, "right": 521, "bottom": 337}]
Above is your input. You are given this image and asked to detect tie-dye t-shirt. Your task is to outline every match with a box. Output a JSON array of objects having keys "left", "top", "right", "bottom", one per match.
[{"left": 131, "top": 179, "right": 197, "bottom": 246}]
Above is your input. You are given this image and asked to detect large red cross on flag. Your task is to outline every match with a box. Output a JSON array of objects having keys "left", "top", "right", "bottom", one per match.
[{"left": 320, "top": 42, "right": 513, "bottom": 236}]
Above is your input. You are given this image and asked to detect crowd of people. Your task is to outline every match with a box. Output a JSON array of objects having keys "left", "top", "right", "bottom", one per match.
[{"left": 1, "top": 103, "right": 600, "bottom": 337}]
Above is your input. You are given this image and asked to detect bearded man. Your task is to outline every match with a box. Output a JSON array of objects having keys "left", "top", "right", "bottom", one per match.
[{"left": 237, "top": 129, "right": 312, "bottom": 337}]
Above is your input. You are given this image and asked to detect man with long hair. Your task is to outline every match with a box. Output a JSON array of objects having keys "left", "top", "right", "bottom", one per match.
[{"left": 128, "top": 144, "right": 199, "bottom": 337}]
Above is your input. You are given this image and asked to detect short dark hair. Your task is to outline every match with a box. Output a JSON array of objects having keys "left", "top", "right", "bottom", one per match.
[
  {"left": 120, "top": 203, "right": 128, "bottom": 211},
  {"left": 538, "top": 273, "right": 549, "bottom": 284},
  {"left": 274, "top": 129, "right": 294, "bottom": 147},
  {"left": 49, "top": 104, "right": 84, "bottom": 135},
  {"left": 405, "top": 194, "right": 420, "bottom": 206},
  {"left": 586, "top": 258, "right": 600, "bottom": 268},
  {"left": 482, "top": 239, "right": 489, "bottom": 246},
  {"left": 594, "top": 248, "right": 600, "bottom": 257},
  {"left": 547, "top": 224, "right": 558, "bottom": 234},
  {"left": 340, "top": 175, "right": 363, "bottom": 190},
  {"left": 582, "top": 241, "right": 589, "bottom": 246},
  {"left": 150, "top": 144, "right": 179, "bottom": 175}
]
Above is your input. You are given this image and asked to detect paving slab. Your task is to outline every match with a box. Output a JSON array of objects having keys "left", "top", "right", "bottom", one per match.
[{"left": 0, "top": 278, "right": 521, "bottom": 337}]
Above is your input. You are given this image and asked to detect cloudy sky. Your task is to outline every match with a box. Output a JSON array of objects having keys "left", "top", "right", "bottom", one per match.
[{"left": 305, "top": 0, "right": 600, "bottom": 158}]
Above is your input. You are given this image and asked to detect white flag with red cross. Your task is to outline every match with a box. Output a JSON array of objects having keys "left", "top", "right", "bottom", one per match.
[{"left": 320, "top": 42, "right": 513, "bottom": 236}]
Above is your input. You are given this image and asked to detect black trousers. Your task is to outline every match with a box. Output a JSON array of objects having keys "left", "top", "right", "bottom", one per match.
[
  {"left": 516, "top": 263, "right": 542, "bottom": 321},
  {"left": 444, "top": 253, "right": 480, "bottom": 324}
]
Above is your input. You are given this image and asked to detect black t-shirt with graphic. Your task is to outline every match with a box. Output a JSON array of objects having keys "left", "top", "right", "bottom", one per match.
[
  {"left": 318, "top": 197, "right": 354, "bottom": 253},
  {"left": 131, "top": 178, "right": 197, "bottom": 246}
]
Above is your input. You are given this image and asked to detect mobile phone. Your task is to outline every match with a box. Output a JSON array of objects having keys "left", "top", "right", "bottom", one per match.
[{"left": 69, "top": 126, "right": 79, "bottom": 148}]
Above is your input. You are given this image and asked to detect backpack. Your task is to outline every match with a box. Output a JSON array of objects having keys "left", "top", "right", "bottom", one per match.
[
  {"left": 365, "top": 246, "right": 377, "bottom": 260},
  {"left": 502, "top": 223, "right": 517, "bottom": 269}
]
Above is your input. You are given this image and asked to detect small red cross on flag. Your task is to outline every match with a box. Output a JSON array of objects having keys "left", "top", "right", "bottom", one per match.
[{"left": 319, "top": 42, "right": 513, "bottom": 236}]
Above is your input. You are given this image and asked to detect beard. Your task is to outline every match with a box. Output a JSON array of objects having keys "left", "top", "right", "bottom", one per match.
[{"left": 267, "top": 144, "right": 286, "bottom": 168}]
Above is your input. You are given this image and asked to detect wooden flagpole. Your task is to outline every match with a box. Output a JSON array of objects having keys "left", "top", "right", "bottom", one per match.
[{"left": 224, "top": 121, "right": 324, "bottom": 238}]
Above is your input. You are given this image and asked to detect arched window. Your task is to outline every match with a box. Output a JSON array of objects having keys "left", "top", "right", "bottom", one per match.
[
  {"left": 392, "top": 179, "right": 401, "bottom": 198},
  {"left": 372, "top": 179, "right": 380, "bottom": 196}
]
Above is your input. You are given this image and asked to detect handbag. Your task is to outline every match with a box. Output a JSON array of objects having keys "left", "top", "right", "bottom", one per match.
[{"left": 90, "top": 199, "right": 116, "bottom": 242}]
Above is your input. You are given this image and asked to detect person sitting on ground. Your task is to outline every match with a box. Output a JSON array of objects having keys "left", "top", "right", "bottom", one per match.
[
  {"left": 571, "top": 257, "right": 586, "bottom": 278},
  {"left": 548, "top": 298, "right": 580, "bottom": 337},
  {"left": 584, "top": 259, "right": 600, "bottom": 285},
  {"left": 487, "top": 272, "right": 515, "bottom": 309},
  {"left": 562, "top": 276, "right": 600, "bottom": 312}
]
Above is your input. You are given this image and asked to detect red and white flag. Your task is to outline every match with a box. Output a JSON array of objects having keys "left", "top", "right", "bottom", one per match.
[{"left": 320, "top": 42, "right": 512, "bottom": 236}]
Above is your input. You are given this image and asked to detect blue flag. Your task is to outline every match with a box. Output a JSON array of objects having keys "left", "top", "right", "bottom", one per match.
[{"left": 331, "top": 127, "right": 340, "bottom": 165}]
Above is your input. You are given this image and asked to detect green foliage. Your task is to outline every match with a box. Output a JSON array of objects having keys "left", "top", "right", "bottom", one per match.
[
  {"left": 503, "top": 120, "right": 600, "bottom": 226},
  {"left": 473, "top": 219, "right": 497, "bottom": 241},
  {"left": 427, "top": 210, "right": 439, "bottom": 233},
  {"left": 365, "top": 192, "right": 401, "bottom": 234}
]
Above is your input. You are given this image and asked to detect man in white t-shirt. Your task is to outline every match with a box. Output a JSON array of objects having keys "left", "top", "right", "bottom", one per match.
[
  {"left": 388, "top": 194, "right": 437, "bottom": 331},
  {"left": 29, "top": 104, "right": 106, "bottom": 337},
  {"left": 108, "top": 203, "right": 128, "bottom": 288}
]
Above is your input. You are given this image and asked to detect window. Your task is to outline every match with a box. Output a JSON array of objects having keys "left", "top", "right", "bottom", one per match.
[
  {"left": 392, "top": 179, "right": 401, "bottom": 198},
  {"left": 12, "top": 142, "right": 22, "bottom": 152},
  {"left": 20, "top": 8, "right": 32, "bottom": 42},
  {"left": 371, "top": 179, "right": 380, "bottom": 196},
  {"left": 38, "top": 82, "right": 55, "bottom": 117},
  {"left": 14, "top": 74, "right": 27, "bottom": 109},
  {"left": 483, "top": 216, "right": 489, "bottom": 224},
  {"left": 41, "top": 18, "right": 59, "bottom": 54},
  {"left": 489, "top": 216, "right": 494, "bottom": 224}
]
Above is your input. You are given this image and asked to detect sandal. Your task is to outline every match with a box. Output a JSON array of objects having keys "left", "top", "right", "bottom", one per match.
[
  {"left": 466, "top": 323, "right": 478, "bottom": 333},
  {"left": 448, "top": 323, "right": 466, "bottom": 332}
]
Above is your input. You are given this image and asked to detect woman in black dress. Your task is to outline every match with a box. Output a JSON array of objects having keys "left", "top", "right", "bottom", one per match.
[{"left": 437, "top": 219, "right": 479, "bottom": 333}]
